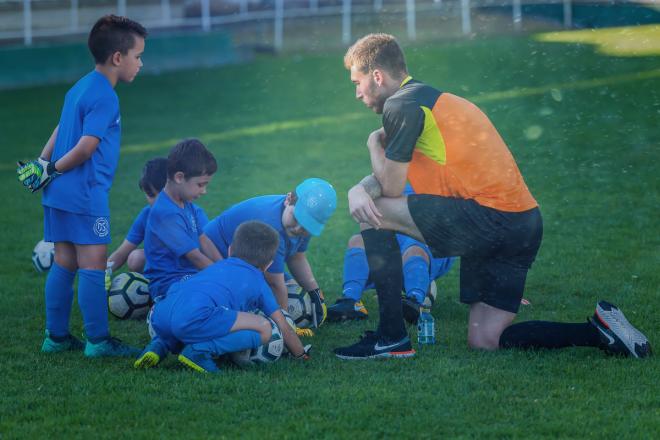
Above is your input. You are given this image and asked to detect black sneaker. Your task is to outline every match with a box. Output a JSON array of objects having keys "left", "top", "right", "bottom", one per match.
[
  {"left": 334, "top": 332, "right": 415, "bottom": 360},
  {"left": 401, "top": 297, "right": 421, "bottom": 325},
  {"left": 326, "top": 297, "right": 368, "bottom": 322},
  {"left": 589, "top": 300, "right": 651, "bottom": 358}
]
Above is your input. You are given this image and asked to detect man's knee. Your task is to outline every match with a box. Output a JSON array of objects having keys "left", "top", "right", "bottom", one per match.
[
  {"left": 347, "top": 234, "right": 364, "bottom": 249},
  {"left": 127, "top": 249, "right": 145, "bottom": 272},
  {"left": 402, "top": 245, "right": 429, "bottom": 263},
  {"left": 467, "top": 330, "right": 502, "bottom": 351}
]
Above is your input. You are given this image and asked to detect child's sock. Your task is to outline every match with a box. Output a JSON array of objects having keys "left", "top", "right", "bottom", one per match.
[
  {"left": 45, "top": 262, "right": 76, "bottom": 338},
  {"left": 77, "top": 269, "right": 110, "bottom": 343},
  {"left": 499, "top": 321, "right": 601, "bottom": 350},
  {"left": 192, "top": 330, "right": 262, "bottom": 356},
  {"left": 403, "top": 255, "right": 430, "bottom": 305},
  {"left": 361, "top": 229, "right": 406, "bottom": 341},
  {"left": 342, "top": 247, "right": 370, "bottom": 301}
]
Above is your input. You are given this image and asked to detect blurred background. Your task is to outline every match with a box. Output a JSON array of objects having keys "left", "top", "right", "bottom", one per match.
[{"left": 2, "top": 0, "right": 660, "bottom": 88}]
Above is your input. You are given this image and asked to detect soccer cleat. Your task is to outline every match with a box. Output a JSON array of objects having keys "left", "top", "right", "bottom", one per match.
[
  {"left": 401, "top": 297, "right": 421, "bottom": 325},
  {"left": 84, "top": 337, "right": 141, "bottom": 358},
  {"left": 134, "top": 338, "right": 168, "bottom": 369},
  {"left": 589, "top": 300, "right": 651, "bottom": 358},
  {"left": 178, "top": 345, "right": 220, "bottom": 373},
  {"left": 41, "top": 331, "right": 84, "bottom": 353},
  {"left": 334, "top": 332, "right": 415, "bottom": 360},
  {"left": 326, "top": 298, "right": 368, "bottom": 322}
]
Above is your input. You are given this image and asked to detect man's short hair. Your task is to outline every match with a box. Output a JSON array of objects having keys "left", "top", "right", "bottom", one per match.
[
  {"left": 231, "top": 221, "right": 280, "bottom": 268},
  {"left": 344, "top": 33, "right": 407, "bottom": 77},
  {"left": 88, "top": 15, "right": 147, "bottom": 65},
  {"left": 138, "top": 157, "right": 167, "bottom": 197},
  {"left": 167, "top": 138, "right": 217, "bottom": 180}
]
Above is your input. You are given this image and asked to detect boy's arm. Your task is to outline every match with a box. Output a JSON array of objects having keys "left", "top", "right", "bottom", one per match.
[
  {"left": 263, "top": 271, "right": 288, "bottom": 310},
  {"left": 270, "top": 310, "right": 308, "bottom": 359},
  {"left": 199, "top": 234, "right": 223, "bottom": 262},
  {"left": 39, "top": 125, "right": 59, "bottom": 160},
  {"left": 108, "top": 239, "right": 138, "bottom": 271},
  {"left": 184, "top": 248, "right": 214, "bottom": 270},
  {"left": 287, "top": 252, "right": 319, "bottom": 291},
  {"left": 51, "top": 135, "right": 100, "bottom": 172}
]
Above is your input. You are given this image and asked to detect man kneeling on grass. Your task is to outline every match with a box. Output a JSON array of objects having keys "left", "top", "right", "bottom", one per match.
[{"left": 134, "top": 221, "right": 309, "bottom": 373}]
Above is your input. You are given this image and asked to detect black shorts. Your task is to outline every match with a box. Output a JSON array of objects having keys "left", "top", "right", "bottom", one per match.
[{"left": 407, "top": 195, "right": 543, "bottom": 313}]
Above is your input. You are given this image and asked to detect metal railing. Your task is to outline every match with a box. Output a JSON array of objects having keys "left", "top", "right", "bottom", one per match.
[{"left": 1, "top": 0, "right": 578, "bottom": 48}]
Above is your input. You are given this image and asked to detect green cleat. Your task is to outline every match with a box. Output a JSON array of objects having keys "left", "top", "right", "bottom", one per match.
[
  {"left": 84, "top": 337, "right": 141, "bottom": 358},
  {"left": 134, "top": 338, "right": 168, "bottom": 369},
  {"left": 41, "top": 331, "right": 84, "bottom": 353}
]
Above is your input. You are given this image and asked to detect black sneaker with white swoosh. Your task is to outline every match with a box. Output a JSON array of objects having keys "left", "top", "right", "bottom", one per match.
[
  {"left": 588, "top": 300, "right": 651, "bottom": 358},
  {"left": 334, "top": 331, "right": 416, "bottom": 360}
]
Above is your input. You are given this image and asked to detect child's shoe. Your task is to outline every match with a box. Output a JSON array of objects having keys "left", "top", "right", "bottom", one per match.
[
  {"left": 41, "top": 331, "right": 84, "bottom": 353},
  {"left": 84, "top": 337, "right": 141, "bottom": 358},
  {"left": 134, "top": 338, "right": 169, "bottom": 369},
  {"left": 178, "top": 345, "right": 220, "bottom": 373}
]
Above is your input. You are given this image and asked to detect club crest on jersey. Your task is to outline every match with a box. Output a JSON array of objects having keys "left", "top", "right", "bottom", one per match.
[{"left": 93, "top": 217, "right": 109, "bottom": 237}]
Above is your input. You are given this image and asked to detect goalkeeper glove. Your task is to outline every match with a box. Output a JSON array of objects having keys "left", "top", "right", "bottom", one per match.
[
  {"left": 104, "top": 262, "right": 114, "bottom": 292},
  {"left": 281, "top": 308, "right": 314, "bottom": 337},
  {"left": 308, "top": 288, "right": 327, "bottom": 328},
  {"left": 17, "top": 158, "right": 61, "bottom": 193}
]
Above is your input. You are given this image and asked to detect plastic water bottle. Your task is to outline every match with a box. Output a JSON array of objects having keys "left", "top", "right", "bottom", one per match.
[{"left": 417, "top": 308, "right": 435, "bottom": 346}]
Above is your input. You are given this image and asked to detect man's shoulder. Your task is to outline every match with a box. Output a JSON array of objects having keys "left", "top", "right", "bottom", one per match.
[{"left": 385, "top": 80, "right": 441, "bottom": 114}]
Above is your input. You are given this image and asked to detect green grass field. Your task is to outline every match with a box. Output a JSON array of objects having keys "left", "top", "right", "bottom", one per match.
[{"left": 1, "top": 27, "right": 659, "bottom": 438}]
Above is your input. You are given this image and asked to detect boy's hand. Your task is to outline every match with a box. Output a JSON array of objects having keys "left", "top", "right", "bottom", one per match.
[
  {"left": 17, "top": 158, "right": 61, "bottom": 193},
  {"left": 308, "top": 288, "right": 327, "bottom": 328},
  {"left": 294, "top": 344, "right": 312, "bottom": 360}
]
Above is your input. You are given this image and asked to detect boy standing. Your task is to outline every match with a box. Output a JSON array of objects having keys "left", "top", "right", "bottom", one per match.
[
  {"left": 135, "top": 221, "right": 310, "bottom": 372},
  {"left": 143, "top": 139, "right": 217, "bottom": 300},
  {"left": 200, "top": 178, "right": 337, "bottom": 329},
  {"left": 17, "top": 15, "right": 147, "bottom": 357}
]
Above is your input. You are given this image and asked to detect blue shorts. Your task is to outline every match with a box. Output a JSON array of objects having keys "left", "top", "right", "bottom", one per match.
[
  {"left": 364, "top": 235, "right": 454, "bottom": 290},
  {"left": 150, "top": 284, "right": 238, "bottom": 348},
  {"left": 44, "top": 206, "right": 111, "bottom": 245}
]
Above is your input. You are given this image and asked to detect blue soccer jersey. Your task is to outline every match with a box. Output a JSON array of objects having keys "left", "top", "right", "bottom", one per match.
[
  {"left": 43, "top": 70, "right": 121, "bottom": 216},
  {"left": 144, "top": 192, "right": 209, "bottom": 299},
  {"left": 126, "top": 205, "right": 150, "bottom": 245},
  {"left": 203, "top": 195, "right": 310, "bottom": 274}
]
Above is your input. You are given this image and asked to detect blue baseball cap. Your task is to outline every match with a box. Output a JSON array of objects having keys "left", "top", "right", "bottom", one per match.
[{"left": 293, "top": 178, "right": 337, "bottom": 236}]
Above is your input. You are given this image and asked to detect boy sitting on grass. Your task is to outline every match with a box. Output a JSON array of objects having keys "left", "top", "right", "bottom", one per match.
[{"left": 135, "top": 220, "right": 310, "bottom": 372}]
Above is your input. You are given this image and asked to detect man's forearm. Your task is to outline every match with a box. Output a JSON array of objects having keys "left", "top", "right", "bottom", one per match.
[{"left": 358, "top": 174, "right": 383, "bottom": 200}]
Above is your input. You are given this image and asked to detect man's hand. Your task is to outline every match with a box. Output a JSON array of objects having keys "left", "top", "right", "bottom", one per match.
[
  {"left": 308, "top": 288, "right": 327, "bottom": 328},
  {"left": 348, "top": 184, "right": 382, "bottom": 227},
  {"left": 17, "top": 158, "right": 61, "bottom": 193}
]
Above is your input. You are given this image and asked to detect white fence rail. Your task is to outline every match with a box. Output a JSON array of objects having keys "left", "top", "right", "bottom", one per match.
[{"left": 1, "top": 0, "right": 578, "bottom": 48}]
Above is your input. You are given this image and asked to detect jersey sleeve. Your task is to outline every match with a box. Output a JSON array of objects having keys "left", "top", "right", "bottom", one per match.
[
  {"left": 150, "top": 211, "right": 199, "bottom": 258},
  {"left": 82, "top": 95, "right": 119, "bottom": 140},
  {"left": 258, "top": 282, "right": 280, "bottom": 316},
  {"left": 383, "top": 98, "right": 425, "bottom": 163},
  {"left": 125, "top": 206, "right": 150, "bottom": 245},
  {"left": 266, "top": 241, "right": 287, "bottom": 274}
]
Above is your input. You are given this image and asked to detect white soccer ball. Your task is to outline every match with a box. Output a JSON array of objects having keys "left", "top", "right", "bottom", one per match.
[
  {"left": 32, "top": 240, "right": 54, "bottom": 272},
  {"left": 286, "top": 280, "right": 314, "bottom": 328},
  {"left": 230, "top": 311, "right": 284, "bottom": 366},
  {"left": 108, "top": 272, "right": 152, "bottom": 320}
]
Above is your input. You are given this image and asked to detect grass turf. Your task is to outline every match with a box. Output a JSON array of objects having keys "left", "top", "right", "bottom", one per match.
[{"left": 1, "top": 28, "right": 659, "bottom": 438}]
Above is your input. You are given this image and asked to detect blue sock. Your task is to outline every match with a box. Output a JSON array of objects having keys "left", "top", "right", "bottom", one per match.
[
  {"left": 77, "top": 269, "right": 110, "bottom": 343},
  {"left": 192, "top": 330, "right": 261, "bottom": 356},
  {"left": 45, "top": 262, "right": 76, "bottom": 338},
  {"left": 342, "top": 247, "right": 370, "bottom": 301},
  {"left": 403, "top": 256, "right": 430, "bottom": 305}
]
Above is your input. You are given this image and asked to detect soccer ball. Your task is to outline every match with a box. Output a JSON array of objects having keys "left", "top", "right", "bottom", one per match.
[
  {"left": 108, "top": 272, "right": 151, "bottom": 320},
  {"left": 230, "top": 311, "right": 284, "bottom": 366},
  {"left": 32, "top": 240, "right": 54, "bottom": 272},
  {"left": 286, "top": 280, "right": 314, "bottom": 328}
]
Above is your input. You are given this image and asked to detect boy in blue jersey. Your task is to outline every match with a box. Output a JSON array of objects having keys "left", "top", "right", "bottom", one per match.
[
  {"left": 328, "top": 233, "right": 454, "bottom": 324},
  {"left": 17, "top": 15, "right": 147, "bottom": 357},
  {"left": 107, "top": 157, "right": 167, "bottom": 279},
  {"left": 143, "top": 139, "right": 217, "bottom": 300},
  {"left": 135, "top": 221, "right": 310, "bottom": 372},
  {"left": 200, "top": 178, "right": 337, "bottom": 331}
]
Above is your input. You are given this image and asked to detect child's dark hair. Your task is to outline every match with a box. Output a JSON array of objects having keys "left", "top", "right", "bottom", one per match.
[
  {"left": 88, "top": 15, "right": 147, "bottom": 64},
  {"left": 138, "top": 157, "right": 167, "bottom": 197},
  {"left": 231, "top": 221, "right": 279, "bottom": 268},
  {"left": 167, "top": 139, "right": 217, "bottom": 180}
]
